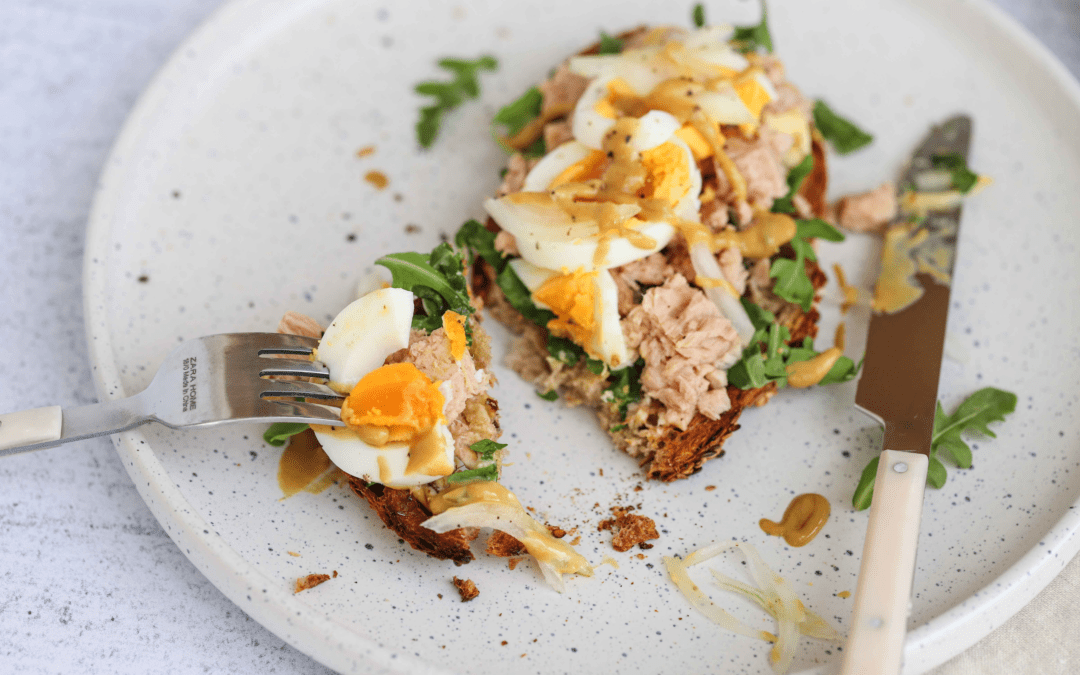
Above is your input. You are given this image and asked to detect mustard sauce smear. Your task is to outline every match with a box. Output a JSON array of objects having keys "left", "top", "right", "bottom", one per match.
[
  {"left": 277, "top": 430, "right": 334, "bottom": 499},
  {"left": 785, "top": 347, "right": 842, "bottom": 388},
  {"left": 759, "top": 493, "right": 831, "bottom": 547}
]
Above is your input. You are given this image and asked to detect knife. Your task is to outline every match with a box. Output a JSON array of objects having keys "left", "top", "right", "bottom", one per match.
[{"left": 840, "top": 115, "right": 972, "bottom": 675}]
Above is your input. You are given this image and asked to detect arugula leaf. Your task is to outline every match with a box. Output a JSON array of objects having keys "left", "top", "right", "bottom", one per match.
[
  {"left": 523, "top": 135, "right": 547, "bottom": 158},
  {"left": 416, "top": 106, "right": 443, "bottom": 148},
  {"left": 604, "top": 359, "right": 645, "bottom": 420},
  {"left": 547, "top": 335, "right": 584, "bottom": 366},
  {"left": 446, "top": 464, "right": 500, "bottom": 484},
  {"left": 933, "top": 387, "right": 1017, "bottom": 465},
  {"left": 926, "top": 456, "right": 948, "bottom": 489},
  {"left": 851, "top": 456, "right": 878, "bottom": 511},
  {"left": 586, "top": 358, "right": 606, "bottom": 375},
  {"left": 415, "top": 55, "right": 498, "bottom": 148},
  {"left": 852, "top": 387, "right": 1017, "bottom": 510},
  {"left": 812, "top": 100, "right": 874, "bottom": 154},
  {"left": 692, "top": 3, "right": 706, "bottom": 28},
  {"left": 376, "top": 243, "right": 474, "bottom": 334},
  {"left": 446, "top": 439, "right": 505, "bottom": 484},
  {"left": 469, "top": 439, "right": 507, "bottom": 461},
  {"left": 732, "top": 0, "right": 773, "bottom": 53},
  {"left": 454, "top": 219, "right": 505, "bottom": 271},
  {"left": 492, "top": 87, "right": 543, "bottom": 138},
  {"left": 263, "top": 422, "right": 309, "bottom": 447},
  {"left": 771, "top": 153, "right": 814, "bottom": 215},
  {"left": 438, "top": 56, "right": 498, "bottom": 97},
  {"left": 538, "top": 390, "right": 559, "bottom": 401},
  {"left": 728, "top": 301, "right": 860, "bottom": 390},
  {"left": 770, "top": 219, "right": 844, "bottom": 311},
  {"left": 931, "top": 153, "right": 979, "bottom": 193},
  {"left": 598, "top": 31, "right": 624, "bottom": 55},
  {"left": 495, "top": 264, "right": 556, "bottom": 327}
]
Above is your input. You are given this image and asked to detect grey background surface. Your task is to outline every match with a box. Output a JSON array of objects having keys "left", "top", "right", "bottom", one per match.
[{"left": 1, "top": 0, "right": 1077, "bottom": 673}]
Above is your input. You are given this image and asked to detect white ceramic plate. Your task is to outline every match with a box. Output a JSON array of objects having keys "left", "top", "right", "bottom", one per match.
[{"left": 83, "top": 0, "right": 1080, "bottom": 672}]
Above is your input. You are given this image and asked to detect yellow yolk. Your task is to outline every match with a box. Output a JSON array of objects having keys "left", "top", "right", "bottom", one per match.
[
  {"left": 442, "top": 311, "right": 467, "bottom": 361},
  {"left": 342, "top": 362, "right": 445, "bottom": 443},
  {"left": 548, "top": 149, "right": 609, "bottom": 189},
  {"left": 533, "top": 270, "right": 597, "bottom": 349},
  {"left": 734, "top": 75, "right": 772, "bottom": 135},
  {"left": 640, "top": 142, "right": 691, "bottom": 205},
  {"left": 675, "top": 124, "right": 714, "bottom": 161},
  {"left": 594, "top": 78, "right": 639, "bottom": 119}
]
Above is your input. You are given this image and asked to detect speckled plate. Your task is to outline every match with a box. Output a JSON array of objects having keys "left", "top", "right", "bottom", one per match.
[{"left": 82, "top": 0, "right": 1080, "bottom": 673}]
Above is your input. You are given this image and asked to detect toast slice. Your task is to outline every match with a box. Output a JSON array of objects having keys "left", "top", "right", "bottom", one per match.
[{"left": 463, "top": 24, "right": 849, "bottom": 482}]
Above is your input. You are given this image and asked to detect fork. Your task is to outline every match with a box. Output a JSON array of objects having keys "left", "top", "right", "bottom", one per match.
[{"left": 0, "top": 333, "right": 346, "bottom": 457}]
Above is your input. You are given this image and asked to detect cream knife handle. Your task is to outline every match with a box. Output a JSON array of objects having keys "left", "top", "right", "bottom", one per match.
[{"left": 840, "top": 450, "right": 928, "bottom": 675}]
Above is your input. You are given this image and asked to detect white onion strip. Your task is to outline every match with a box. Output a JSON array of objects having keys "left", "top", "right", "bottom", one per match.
[
  {"left": 664, "top": 541, "right": 842, "bottom": 674},
  {"left": 689, "top": 242, "right": 756, "bottom": 346},
  {"left": 422, "top": 502, "right": 593, "bottom": 594}
]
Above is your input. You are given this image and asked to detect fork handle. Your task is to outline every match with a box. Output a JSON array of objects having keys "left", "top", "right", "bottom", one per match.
[
  {"left": 0, "top": 397, "right": 151, "bottom": 457},
  {"left": 0, "top": 406, "right": 63, "bottom": 453}
]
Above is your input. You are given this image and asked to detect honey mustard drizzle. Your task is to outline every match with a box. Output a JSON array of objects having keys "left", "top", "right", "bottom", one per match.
[
  {"left": 785, "top": 347, "right": 842, "bottom": 388},
  {"left": 429, "top": 482, "right": 593, "bottom": 576},
  {"left": 759, "top": 493, "right": 831, "bottom": 547},
  {"left": 277, "top": 429, "right": 334, "bottom": 499},
  {"left": 500, "top": 74, "right": 799, "bottom": 266}
]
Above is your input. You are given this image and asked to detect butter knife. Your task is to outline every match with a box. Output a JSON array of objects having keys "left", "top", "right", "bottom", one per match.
[{"left": 840, "top": 115, "right": 972, "bottom": 675}]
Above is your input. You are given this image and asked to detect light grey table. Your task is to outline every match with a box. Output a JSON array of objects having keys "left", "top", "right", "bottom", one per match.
[{"left": 1, "top": 1, "right": 1077, "bottom": 673}]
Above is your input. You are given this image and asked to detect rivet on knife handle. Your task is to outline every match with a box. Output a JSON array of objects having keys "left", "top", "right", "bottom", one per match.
[{"left": 840, "top": 450, "right": 928, "bottom": 675}]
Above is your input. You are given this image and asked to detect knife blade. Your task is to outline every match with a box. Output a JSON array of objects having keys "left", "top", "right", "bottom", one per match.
[{"left": 840, "top": 115, "right": 972, "bottom": 675}]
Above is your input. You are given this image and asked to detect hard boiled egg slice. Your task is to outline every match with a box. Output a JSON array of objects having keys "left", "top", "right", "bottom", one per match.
[
  {"left": 572, "top": 78, "right": 683, "bottom": 150},
  {"left": 316, "top": 287, "right": 414, "bottom": 392},
  {"left": 313, "top": 363, "right": 456, "bottom": 489},
  {"left": 485, "top": 195, "right": 673, "bottom": 271},
  {"left": 508, "top": 258, "right": 630, "bottom": 369}
]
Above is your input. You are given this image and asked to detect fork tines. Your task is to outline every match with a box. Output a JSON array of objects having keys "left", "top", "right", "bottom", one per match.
[{"left": 254, "top": 334, "right": 343, "bottom": 405}]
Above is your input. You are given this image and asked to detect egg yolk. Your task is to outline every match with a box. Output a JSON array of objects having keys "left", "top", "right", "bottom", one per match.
[
  {"left": 442, "top": 311, "right": 467, "bottom": 361},
  {"left": 342, "top": 362, "right": 445, "bottom": 443},
  {"left": 734, "top": 75, "right": 772, "bottom": 134},
  {"left": 533, "top": 271, "right": 597, "bottom": 350},
  {"left": 548, "top": 149, "right": 609, "bottom": 189},
  {"left": 640, "top": 142, "right": 691, "bottom": 205}
]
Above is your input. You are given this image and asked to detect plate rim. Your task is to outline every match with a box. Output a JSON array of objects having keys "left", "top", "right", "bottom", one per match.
[{"left": 80, "top": 0, "right": 1080, "bottom": 673}]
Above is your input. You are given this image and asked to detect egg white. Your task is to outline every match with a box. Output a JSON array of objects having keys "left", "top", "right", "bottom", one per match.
[
  {"left": 317, "top": 287, "right": 414, "bottom": 391},
  {"left": 485, "top": 196, "right": 674, "bottom": 272}
]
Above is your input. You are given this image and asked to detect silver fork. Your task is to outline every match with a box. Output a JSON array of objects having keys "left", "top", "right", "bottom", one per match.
[{"left": 0, "top": 333, "right": 345, "bottom": 457}]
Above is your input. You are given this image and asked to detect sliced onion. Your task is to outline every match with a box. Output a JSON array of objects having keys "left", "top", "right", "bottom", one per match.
[
  {"left": 666, "top": 541, "right": 843, "bottom": 674},
  {"left": 422, "top": 502, "right": 593, "bottom": 593},
  {"left": 688, "top": 242, "right": 755, "bottom": 345}
]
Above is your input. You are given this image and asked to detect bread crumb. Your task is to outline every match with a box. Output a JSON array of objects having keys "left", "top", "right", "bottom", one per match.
[
  {"left": 598, "top": 506, "right": 660, "bottom": 552},
  {"left": 547, "top": 525, "right": 567, "bottom": 538},
  {"left": 356, "top": 145, "right": 376, "bottom": 158},
  {"left": 332, "top": 570, "right": 338, "bottom": 578},
  {"left": 486, "top": 530, "right": 527, "bottom": 557},
  {"left": 452, "top": 577, "right": 479, "bottom": 602},
  {"left": 704, "top": 485, "right": 717, "bottom": 491},
  {"left": 570, "top": 535, "right": 582, "bottom": 546},
  {"left": 501, "top": 641, "right": 508, "bottom": 646},
  {"left": 294, "top": 574, "right": 331, "bottom": 593},
  {"left": 508, "top": 557, "right": 525, "bottom": 570},
  {"left": 287, "top": 551, "right": 301, "bottom": 557}
]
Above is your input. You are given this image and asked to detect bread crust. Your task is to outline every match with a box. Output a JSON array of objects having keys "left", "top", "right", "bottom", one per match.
[{"left": 348, "top": 478, "right": 476, "bottom": 566}]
